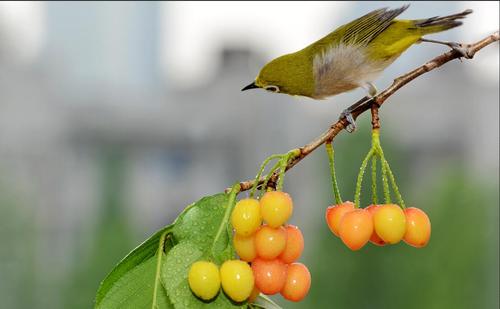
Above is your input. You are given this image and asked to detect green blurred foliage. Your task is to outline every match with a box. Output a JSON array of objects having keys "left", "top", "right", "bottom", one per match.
[
  {"left": 0, "top": 180, "right": 36, "bottom": 308},
  {"left": 62, "top": 149, "right": 135, "bottom": 308}
]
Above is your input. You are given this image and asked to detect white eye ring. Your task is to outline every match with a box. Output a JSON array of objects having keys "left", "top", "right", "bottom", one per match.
[{"left": 264, "top": 85, "right": 280, "bottom": 93}]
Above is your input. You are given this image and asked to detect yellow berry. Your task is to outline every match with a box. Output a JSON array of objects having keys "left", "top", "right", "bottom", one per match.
[
  {"left": 220, "top": 260, "right": 255, "bottom": 302},
  {"left": 188, "top": 261, "right": 220, "bottom": 300},
  {"left": 373, "top": 204, "right": 406, "bottom": 244},
  {"left": 234, "top": 233, "right": 257, "bottom": 262},
  {"left": 231, "top": 198, "right": 262, "bottom": 236},
  {"left": 260, "top": 191, "right": 293, "bottom": 228}
]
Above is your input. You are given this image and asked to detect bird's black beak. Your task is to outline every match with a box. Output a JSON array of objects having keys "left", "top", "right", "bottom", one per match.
[{"left": 241, "top": 82, "right": 259, "bottom": 91}]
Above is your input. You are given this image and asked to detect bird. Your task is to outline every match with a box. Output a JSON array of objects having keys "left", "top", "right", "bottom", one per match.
[{"left": 241, "top": 5, "right": 472, "bottom": 131}]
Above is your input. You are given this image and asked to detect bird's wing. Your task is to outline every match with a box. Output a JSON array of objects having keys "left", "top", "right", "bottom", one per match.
[{"left": 339, "top": 5, "right": 409, "bottom": 46}]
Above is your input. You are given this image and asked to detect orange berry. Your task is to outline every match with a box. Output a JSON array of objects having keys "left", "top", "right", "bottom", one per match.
[
  {"left": 279, "top": 225, "right": 304, "bottom": 264},
  {"left": 251, "top": 258, "right": 287, "bottom": 295},
  {"left": 255, "top": 225, "right": 287, "bottom": 260},
  {"left": 280, "top": 263, "right": 311, "bottom": 302},
  {"left": 338, "top": 209, "right": 373, "bottom": 250},
  {"left": 234, "top": 233, "right": 257, "bottom": 262},
  {"left": 365, "top": 205, "right": 386, "bottom": 246},
  {"left": 325, "top": 201, "right": 355, "bottom": 236},
  {"left": 403, "top": 207, "right": 431, "bottom": 248},
  {"left": 373, "top": 204, "right": 406, "bottom": 244},
  {"left": 260, "top": 191, "right": 293, "bottom": 228}
]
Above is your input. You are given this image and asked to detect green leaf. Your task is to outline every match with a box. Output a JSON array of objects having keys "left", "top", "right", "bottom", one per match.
[
  {"left": 164, "top": 192, "right": 245, "bottom": 308},
  {"left": 95, "top": 225, "right": 174, "bottom": 308},
  {"left": 96, "top": 191, "right": 241, "bottom": 309},
  {"left": 96, "top": 251, "right": 173, "bottom": 309},
  {"left": 162, "top": 242, "right": 244, "bottom": 309},
  {"left": 173, "top": 193, "right": 228, "bottom": 246},
  {"left": 172, "top": 193, "right": 234, "bottom": 263},
  {"left": 250, "top": 295, "right": 283, "bottom": 309}
]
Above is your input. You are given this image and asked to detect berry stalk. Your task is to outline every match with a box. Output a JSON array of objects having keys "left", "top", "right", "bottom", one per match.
[
  {"left": 382, "top": 158, "right": 406, "bottom": 209},
  {"left": 276, "top": 155, "right": 290, "bottom": 191},
  {"left": 211, "top": 183, "right": 241, "bottom": 257},
  {"left": 276, "top": 150, "right": 300, "bottom": 191},
  {"left": 371, "top": 155, "right": 378, "bottom": 205},
  {"left": 354, "top": 148, "right": 374, "bottom": 208},
  {"left": 261, "top": 161, "right": 281, "bottom": 197},
  {"left": 372, "top": 129, "right": 391, "bottom": 204},
  {"left": 250, "top": 154, "right": 283, "bottom": 198},
  {"left": 325, "top": 142, "right": 343, "bottom": 204},
  {"left": 380, "top": 159, "right": 392, "bottom": 204}
]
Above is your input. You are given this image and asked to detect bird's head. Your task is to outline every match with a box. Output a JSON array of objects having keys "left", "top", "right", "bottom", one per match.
[{"left": 241, "top": 53, "right": 314, "bottom": 97}]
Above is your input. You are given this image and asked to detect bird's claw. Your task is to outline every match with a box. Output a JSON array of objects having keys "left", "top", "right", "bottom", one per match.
[
  {"left": 448, "top": 42, "right": 473, "bottom": 59},
  {"left": 340, "top": 110, "right": 356, "bottom": 133}
]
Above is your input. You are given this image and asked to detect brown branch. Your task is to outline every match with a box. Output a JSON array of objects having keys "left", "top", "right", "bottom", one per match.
[
  {"left": 371, "top": 105, "right": 380, "bottom": 130},
  {"left": 231, "top": 31, "right": 499, "bottom": 193}
]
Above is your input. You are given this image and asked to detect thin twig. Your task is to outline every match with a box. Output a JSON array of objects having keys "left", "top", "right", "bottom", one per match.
[{"left": 229, "top": 31, "right": 499, "bottom": 193}]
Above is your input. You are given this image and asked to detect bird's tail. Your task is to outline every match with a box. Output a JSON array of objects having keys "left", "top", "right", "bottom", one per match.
[{"left": 414, "top": 9, "right": 473, "bottom": 35}]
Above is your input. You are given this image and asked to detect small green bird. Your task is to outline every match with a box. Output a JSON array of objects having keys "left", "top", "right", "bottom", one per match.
[{"left": 242, "top": 5, "right": 472, "bottom": 127}]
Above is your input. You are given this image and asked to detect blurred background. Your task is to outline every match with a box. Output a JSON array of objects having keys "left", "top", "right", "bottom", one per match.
[{"left": 0, "top": 1, "right": 498, "bottom": 308}]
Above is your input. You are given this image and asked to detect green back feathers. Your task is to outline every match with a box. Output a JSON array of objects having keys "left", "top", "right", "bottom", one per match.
[{"left": 317, "top": 5, "right": 410, "bottom": 48}]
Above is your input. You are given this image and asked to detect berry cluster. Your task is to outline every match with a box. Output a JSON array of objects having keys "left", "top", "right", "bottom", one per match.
[
  {"left": 231, "top": 191, "right": 311, "bottom": 303},
  {"left": 324, "top": 125, "right": 431, "bottom": 251},
  {"left": 326, "top": 202, "right": 431, "bottom": 250},
  {"left": 187, "top": 191, "right": 311, "bottom": 304}
]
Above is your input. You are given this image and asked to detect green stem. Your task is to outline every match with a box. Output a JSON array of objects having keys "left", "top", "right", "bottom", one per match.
[
  {"left": 372, "top": 130, "right": 391, "bottom": 204},
  {"left": 211, "top": 183, "right": 240, "bottom": 256},
  {"left": 354, "top": 149, "right": 374, "bottom": 208},
  {"left": 260, "top": 161, "right": 281, "bottom": 197},
  {"left": 326, "top": 142, "right": 343, "bottom": 204},
  {"left": 151, "top": 231, "right": 168, "bottom": 309},
  {"left": 371, "top": 155, "right": 378, "bottom": 205},
  {"left": 380, "top": 152, "right": 391, "bottom": 204},
  {"left": 382, "top": 158, "right": 406, "bottom": 208},
  {"left": 249, "top": 154, "right": 282, "bottom": 198},
  {"left": 275, "top": 149, "right": 300, "bottom": 192},
  {"left": 276, "top": 152, "right": 292, "bottom": 191}
]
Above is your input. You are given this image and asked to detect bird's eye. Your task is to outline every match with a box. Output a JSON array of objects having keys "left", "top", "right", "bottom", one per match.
[{"left": 265, "top": 85, "right": 280, "bottom": 93}]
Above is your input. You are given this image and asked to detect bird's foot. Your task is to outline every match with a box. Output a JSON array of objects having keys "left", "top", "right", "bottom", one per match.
[
  {"left": 444, "top": 41, "right": 473, "bottom": 59},
  {"left": 340, "top": 110, "right": 356, "bottom": 133},
  {"left": 339, "top": 95, "right": 371, "bottom": 133},
  {"left": 419, "top": 38, "right": 473, "bottom": 59}
]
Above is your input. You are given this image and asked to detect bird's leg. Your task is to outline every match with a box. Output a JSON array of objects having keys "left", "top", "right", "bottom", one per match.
[
  {"left": 419, "top": 38, "right": 473, "bottom": 59},
  {"left": 340, "top": 83, "right": 378, "bottom": 132},
  {"left": 363, "top": 82, "right": 378, "bottom": 97}
]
